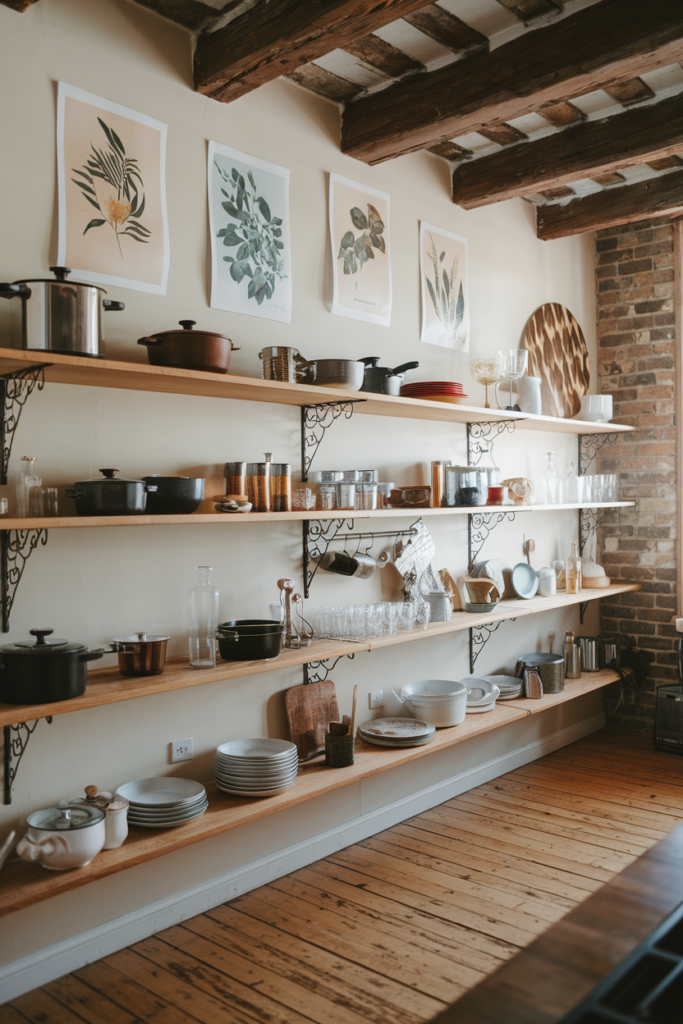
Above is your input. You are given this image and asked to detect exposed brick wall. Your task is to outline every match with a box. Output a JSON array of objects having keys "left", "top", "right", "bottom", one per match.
[{"left": 596, "top": 218, "right": 677, "bottom": 732}]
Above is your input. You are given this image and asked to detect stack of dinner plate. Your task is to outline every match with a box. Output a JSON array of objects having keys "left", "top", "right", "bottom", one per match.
[
  {"left": 484, "top": 674, "right": 523, "bottom": 700},
  {"left": 215, "top": 738, "right": 298, "bottom": 797},
  {"left": 115, "top": 777, "right": 208, "bottom": 829},
  {"left": 399, "top": 381, "right": 468, "bottom": 404},
  {"left": 358, "top": 717, "right": 435, "bottom": 748},
  {"left": 462, "top": 677, "right": 500, "bottom": 714}
]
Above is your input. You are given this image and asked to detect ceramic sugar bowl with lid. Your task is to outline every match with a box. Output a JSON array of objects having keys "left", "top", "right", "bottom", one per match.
[{"left": 16, "top": 803, "right": 106, "bottom": 870}]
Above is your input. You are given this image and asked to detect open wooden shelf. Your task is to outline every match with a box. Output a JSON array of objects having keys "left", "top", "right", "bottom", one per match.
[
  {"left": 0, "top": 502, "right": 635, "bottom": 531},
  {"left": 0, "top": 347, "right": 632, "bottom": 434},
  {"left": 0, "top": 668, "right": 621, "bottom": 918},
  {"left": 0, "top": 583, "right": 639, "bottom": 728}
]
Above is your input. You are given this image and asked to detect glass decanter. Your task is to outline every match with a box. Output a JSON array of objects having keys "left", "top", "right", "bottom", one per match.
[
  {"left": 566, "top": 542, "right": 582, "bottom": 595},
  {"left": 17, "top": 456, "right": 41, "bottom": 518},
  {"left": 542, "top": 451, "right": 559, "bottom": 505},
  {"left": 188, "top": 566, "right": 219, "bottom": 669}
]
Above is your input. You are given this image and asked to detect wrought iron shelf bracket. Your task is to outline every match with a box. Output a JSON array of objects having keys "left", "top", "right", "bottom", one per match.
[
  {"left": 3, "top": 717, "right": 53, "bottom": 805},
  {"left": 467, "top": 419, "right": 517, "bottom": 467},
  {"left": 468, "top": 510, "right": 516, "bottom": 574},
  {"left": 303, "top": 652, "right": 360, "bottom": 686},
  {"left": 1, "top": 365, "right": 47, "bottom": 486},
  {"left": 302, "top": 518, "right": 419, "bottom": 598},
  {"left": 578, "top": 431, "right": 618, "bottom": 476},
  {"left": 300, "top": 400, "right": 367, "bottom": 482},
  {"left": 469, "top": 618, "right": 517, "bottom": 675},
  {"left": 1, "top": 528, "right": 49, "bottom": 633}
]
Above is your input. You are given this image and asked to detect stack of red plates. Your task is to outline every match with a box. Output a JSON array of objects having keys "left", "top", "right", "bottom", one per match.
[{"left": 400, "top": 381, "right": 468, "bottom": 404}]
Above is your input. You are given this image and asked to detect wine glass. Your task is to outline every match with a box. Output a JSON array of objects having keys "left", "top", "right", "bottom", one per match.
[
  {"left": 496, "top": 349, "right": 528, "bottom": 410},
  {"left": 470, "top": 357, "right": 503, "bottom": 409}
]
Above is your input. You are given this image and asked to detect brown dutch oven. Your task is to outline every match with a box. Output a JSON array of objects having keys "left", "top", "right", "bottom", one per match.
[{"left": 137, "top": 320, "right": 239, "bottom": 374}]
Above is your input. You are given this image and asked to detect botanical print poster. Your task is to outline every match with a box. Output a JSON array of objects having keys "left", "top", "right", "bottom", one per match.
[
  {"left": 329, "top": 173, "right": 391, "bottom": 327},
  {"left": 419, "top": 222, "right": 469, "bottom": 350},
  {"left": 57, "top": 82, "right": 169, "bottom": 295},
  {"left": 208, "top": 141, "right": 291, "bottom": 323}
]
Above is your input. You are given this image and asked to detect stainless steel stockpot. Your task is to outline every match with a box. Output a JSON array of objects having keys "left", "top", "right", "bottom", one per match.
[{"left": 0, "top": 267, "right": 124, "bottom": 358}]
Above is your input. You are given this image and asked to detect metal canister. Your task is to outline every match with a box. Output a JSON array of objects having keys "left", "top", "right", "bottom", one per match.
[
  {"left": 516, "top": 653, "right": 565, "bottom": 693},
  {"left": 431, "top": 461, "right": 451, "bottom": 508},
  {"left": 579, "top": 636, "right": 600, "bottom": 672},
  {"left": 111, "top": 633, "right": 169, "bottom": 677}
]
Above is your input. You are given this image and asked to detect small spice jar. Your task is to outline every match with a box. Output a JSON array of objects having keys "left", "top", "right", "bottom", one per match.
[
  {"left": 270, "top": 463, "right": 292, "bottom": 512},
  {"left": 246, "top": 455, "right": 272, "bottom": 512},
  {"left": 336, "top": 482, "right": 356, "bottom": 510},
  {"left": 318, "top": 484, "right": 337, "bottom": 511},
  {"left": 225, "top": 461, "right": 247, "bottom": 497},
  {"left": 356, "top": 482, "right": 378, "bottom": 510},
  {"left": 292, "top": 487, "right": 316, "bottom": 511}
]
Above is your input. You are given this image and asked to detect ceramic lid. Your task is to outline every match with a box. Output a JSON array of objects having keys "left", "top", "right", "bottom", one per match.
[
  {"left": 27, "top": 803, "right": 105, "bottom": 831},
  {"left": 73, "top": 469, "right": 145, "bottom": 485},
  {"left": 3, "top": 628, "right": 85, "bottom": 655}
]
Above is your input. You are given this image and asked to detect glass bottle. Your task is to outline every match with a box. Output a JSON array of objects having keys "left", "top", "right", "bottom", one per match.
[
  {"left": 565, "top": 461, "right": 579, "bottom": 504},
  {"left": 17, "top": 456, "right": 41, "bottom": 517},
  {"left": 188, "top": 566, "right": 219, "bottom": 669},
  {"left": 566, "top": 542, "right": 582, "bottom": 595},
  {"left": 542, "top": 451, "right": 559, "bottom": 504}
]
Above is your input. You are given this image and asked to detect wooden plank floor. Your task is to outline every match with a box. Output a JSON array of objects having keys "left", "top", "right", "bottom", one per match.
[{"left": 9, "top": 731, "right": 683, "bottom": 1024}]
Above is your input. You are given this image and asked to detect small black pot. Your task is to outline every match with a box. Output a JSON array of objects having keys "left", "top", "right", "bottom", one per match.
[
  {"left": 0, "top": 628, "right": 104, "bottom": 705},
  {"left": 216, "top": 620, "right": 283, "bottom": 661},
  {"left": 142, "top": 476, "right": 205, "bottom": 515},
  {"left": 66, "top": 469, "right": 157, "bottom": 516},
  {"left": 360, "top": 357, "right": 420, "bottom": 395}
]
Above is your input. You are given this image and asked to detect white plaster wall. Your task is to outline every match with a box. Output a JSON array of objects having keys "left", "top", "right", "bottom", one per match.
[{"left": 0, "top": 0, "right": 599, "bottom": 968}]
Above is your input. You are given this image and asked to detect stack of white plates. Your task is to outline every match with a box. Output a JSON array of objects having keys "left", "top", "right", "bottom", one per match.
[
  {"left": 215, "top": 738, "right": 299, "bottom": 797},
  {"left": 358, "top": 717, "right": 436, "bottom": 748},
  {"left": 115, "top": 778, "right": 208, "bottom": 829},
  {"left": 461, "top": 677, "right": 501, "bottom": 714},
  {"left": 484, "top": 674, "right": 523, "bottom": 700}
]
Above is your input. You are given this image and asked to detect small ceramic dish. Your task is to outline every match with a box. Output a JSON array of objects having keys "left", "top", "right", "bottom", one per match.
[
  {"left": 466, "top": 601, "right": 500, "bottom": 613},
  {"left": 460, "top": 677, "right": 501, "bottom": 706},
  {"left": 511, "top": 563, "right": 539, "bottom": 599}
]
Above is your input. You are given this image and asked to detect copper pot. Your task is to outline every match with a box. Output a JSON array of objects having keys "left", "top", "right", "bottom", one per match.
[
  {"left": 111, "top": 633, "right": 169, "bottom": 677},
  {"left": 137, "top": 320, "right": 239, "bottom": 374}
]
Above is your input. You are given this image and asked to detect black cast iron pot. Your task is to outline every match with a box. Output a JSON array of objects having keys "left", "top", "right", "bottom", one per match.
[
  {"left": 0, "top": 628, "right": 104, "bottom": 705},
  {"left": 216, "top": 620, "right": 283, "bottom": 661},
  {"left": 66, "top": 469, "right": 157, "bottom": 516},
  {"left": 142, "top": 476, "right": 205, "bottom": 515},
  {"left": 359, "top": 357, "right": 420, "bottom": 395}
]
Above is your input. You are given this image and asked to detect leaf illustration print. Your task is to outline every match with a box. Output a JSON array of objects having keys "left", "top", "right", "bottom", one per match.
[
  {"left": 337, "top": 203, "right": 385, "bottom": 275},
  {"left": 71, "top": 118, "right": 151, "bottom": 258}
]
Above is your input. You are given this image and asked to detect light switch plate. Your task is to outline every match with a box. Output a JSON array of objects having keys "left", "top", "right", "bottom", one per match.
[{"left": 170, "top": 737, "right": 193, "bottom": 763}]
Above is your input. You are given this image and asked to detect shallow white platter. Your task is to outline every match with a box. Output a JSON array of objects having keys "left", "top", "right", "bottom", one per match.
[
  {"left": 130, "top": 808, "right": 207, "bottom": 828},
  {"left": 359, "top": 732, "right": 435, "bottom": 748},
  {"left": 215, "top": 779, "right": 297, "bottom": 797},
  {"left": 359, "top": 717, "right": 435, "bottom": 740},
  {"left": 465, "top": 701, "right": 496, "bottom": 714},
  {"left": 460, "top": 677, "right": 501, "bottom": 706},
  {"left": 116, "top": 777, "right": 206, "bottom": 808},
  {"left": 128, "top": 804, "right": 209, "bottom": 821},
  {"left": 216, "top": 739, "right": 297, "bottom": 759}
]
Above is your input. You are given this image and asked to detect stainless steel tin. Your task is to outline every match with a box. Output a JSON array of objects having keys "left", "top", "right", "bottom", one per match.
[
  {"left": 258, "top": 347, "right": 306, "bottom": 384},
  {"left": 564, "top": 642, "right": 582, "bottom": 679},
  {"left": 0, "top": 267, "right": 124, "bottom": 358},
  {"left": 516, "top": 652, "right": 565, "bottom": 693},
  {"left": 579, "top": 636, "right": 600, "bottom": 672},
  {"left": 111, "top": 633, "right": 169, "bottom": 677}
]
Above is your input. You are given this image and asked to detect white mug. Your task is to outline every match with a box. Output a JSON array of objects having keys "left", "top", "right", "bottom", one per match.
[{"left": 580, "top": 394, "right": 613, "bottom": 422}]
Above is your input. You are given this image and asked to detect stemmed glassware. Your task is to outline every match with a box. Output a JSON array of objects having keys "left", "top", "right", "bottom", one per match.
[
  {"left": 496, "top": 349, "right": 528, "bottom": 411},
  {"left": 470, "top": 356, "right": 504, "bottom": 409}
]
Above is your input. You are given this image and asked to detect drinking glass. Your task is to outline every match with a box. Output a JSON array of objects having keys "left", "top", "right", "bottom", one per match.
[
  {"left": 415, "top": 601, "right": 431, "bottom": 629},
  {"left": 43, "top": 487, "right": 59, "bottom": 516},
  {"left": 606, "top": 474, "right": 618, "bottom": 502},
  {"left": 470, "top": 356, "right": 503, "bottom": 409},
  {"left": 496, "top": 349, "right": 528, "bottom": 411}
]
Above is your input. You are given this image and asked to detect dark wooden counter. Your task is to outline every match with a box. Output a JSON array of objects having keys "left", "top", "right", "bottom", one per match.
[{"left": 431, "top": 820, "right": 683, "bottom": 1024}]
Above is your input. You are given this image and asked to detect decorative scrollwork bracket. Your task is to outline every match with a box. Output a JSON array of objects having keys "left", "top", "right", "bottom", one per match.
[
  {"left": 469, "top": 618, "right": 516, "bottom": 675},
  {"left": 303, "top": 653, "right": 357, "bottom": 686},
  {"left": 302, "top": 518, "right": 419, "bottom": 598},
  {"left": 578, "top": 432, "right": 618, "bottom": 476},
  {"left": 467, "top": 420, "right": 517, "bottom": 467},
  {"left": 1, "top": 528, "right": 49, "bottom": 633},
  {"left": 3, "top": 718, "right": 53, "bottom": 805},
  {"left": 468, "top": 510, "right": 516, "bottom": 574},
  {"left": 0, "top": 366, "right": 46, "bottom": 485},
  {"left": 300, "top": 400, "right": 366, "bottom": 482}
]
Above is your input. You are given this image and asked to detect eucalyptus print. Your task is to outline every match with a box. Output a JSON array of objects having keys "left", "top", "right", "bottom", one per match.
[{"left": 337, "top": 203, "right": 386, "bottom": 275}]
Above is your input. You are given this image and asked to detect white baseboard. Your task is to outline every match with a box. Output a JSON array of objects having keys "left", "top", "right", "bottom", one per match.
[{"left": 0, "top": 710, "right": 604, "bottom": 1004}]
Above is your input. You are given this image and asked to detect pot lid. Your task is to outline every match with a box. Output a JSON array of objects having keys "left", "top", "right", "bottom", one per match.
[
  {"left": 27, "top": 802, "right": 105, "bottom": 831},
  {"left": 14, "top": 267, "right": 106, "bottom": 292},
  {"left": 112, "top": 633, "right": 170, "bottom": 643},
  {"left": 518, "top": 652, "right": 565, "bottom": 665},
  {"left": 75, "top": 469, "right": 144, "bottom": 485},
  {"left": 148, "top": 320, "right": 233, "bottom": 341},
  {"left": 4, "top": 628, "right": 86, "bottom": 654}
]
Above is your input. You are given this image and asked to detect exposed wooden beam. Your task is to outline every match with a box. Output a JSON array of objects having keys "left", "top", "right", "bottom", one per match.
[
  {"left": 194, "top": 0, "right": 437, "bottom": 103},
  {"left": 0, "top": 0, "right": 39, "bottom": 9},
  {"left": 286, "top": 64, "right": 362, "bottom": 102},
  {"left": 451, "top": 90, "right": 683, "bottom": 210},
  {"left": 536, "top": 170, "right": 683, "bottom": 240},
  {"left": 402, "top": 5, "right": 487, "bottom": 53},
  {"left": 343, "top": 34, "right": 423, "bottom": 77},
  {"left": 341, "top": 0, "right": 683, "bottom": 164},
  {"left": 495, "top": 0, "right": 562, "bottom": 20},
  {"left": 605, "top": 76, "right": 655, "bottom": 106}
]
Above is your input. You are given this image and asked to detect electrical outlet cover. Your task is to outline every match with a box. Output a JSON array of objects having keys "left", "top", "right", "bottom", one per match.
[
  {"left": 171, "top": 737, "right": 193, "bottom": 763},
  {"left": 369, "top": 690, "right": 384, "bottom": 709}
]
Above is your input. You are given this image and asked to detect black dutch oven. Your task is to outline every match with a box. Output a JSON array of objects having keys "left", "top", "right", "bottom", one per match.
[
  {"left": 142, "top": 476, "right": 205, "bottom": 515},
  {"left": 216, "top": 619, "right": 283, "bottom": 661},
  {"left": 0, "top": 628, "right": 104, "bottom": 705},
  {"left": 66, "top": 469, "right": 157, "bottom": 516},
  {"left": 359, "top": 357, "right": 420, "bottom": 395}
]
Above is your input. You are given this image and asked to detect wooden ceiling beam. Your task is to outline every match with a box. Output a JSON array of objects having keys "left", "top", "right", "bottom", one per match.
[
  {"left": 341, "top": 0, "right": 683, "bottom": 164},
  {"left": 452, "top": 90, "right": 683, "bottom": 209},
  {"left": 0, "top": 0, "right": 39, "bottom": 10},
  {"left": 194, "top": 0, "right": 437, "bottom": 103},
  {"left": 536, "top": 170, "right": 683, "bottom": 240}
]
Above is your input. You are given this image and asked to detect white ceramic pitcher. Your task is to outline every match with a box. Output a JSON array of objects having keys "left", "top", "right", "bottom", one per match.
[{"left": 496, "top": 375, "right": 542, "bottom": 414}]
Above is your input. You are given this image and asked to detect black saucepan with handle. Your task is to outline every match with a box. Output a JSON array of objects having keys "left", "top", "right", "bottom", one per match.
[{"left": 359, "top": 357, "right": 420, "bottom": 395}]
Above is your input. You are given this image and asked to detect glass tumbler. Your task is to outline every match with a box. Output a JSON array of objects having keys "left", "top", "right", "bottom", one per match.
[
  {"left": 336, "top": 482, "right": 356, "bottom": 510},
  {"left": 356, "top": 483, "right": 378, "bottom": 510},
  {"left": 318, "top": 484, "right": 337, "bottom": 511},
  {"left": 43, "top": 488, "right": 59, "bottom": 516}
]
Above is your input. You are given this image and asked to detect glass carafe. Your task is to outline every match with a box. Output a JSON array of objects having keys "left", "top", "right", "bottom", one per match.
[
  {"left": 542, "top": 451, "right": 559, "bottom": 505},
  {"left": 566, "top": 542, "right": 582, "bottom": 595},
  {"left": 188, "top": 566, "right": 219, "bottom": 669},
  {"left": 565, "top": 461, "right": 579, "bottom": 504},
  {"left": 17, "top": 456, "right": 41, "bottom": 518}
]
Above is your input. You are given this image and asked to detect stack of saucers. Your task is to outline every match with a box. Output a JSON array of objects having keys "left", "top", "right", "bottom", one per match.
[
  {"left": 400, "top": 381, "right": 468, "bottom": 404},
  {"left": 215, "top": 738, "right": 298, "bottom": 797},
  {"left": 115, "top": 777, "right": 208, "bottom": 829},
  {"left": 484, "top": 674, "right": 523, "bottom": 700},
  {"left": 358, "top": 717, "right": 435, "bottom": 748}
]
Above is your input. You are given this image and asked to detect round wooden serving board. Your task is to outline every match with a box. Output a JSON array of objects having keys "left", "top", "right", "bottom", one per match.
[{"left": 521, "top": 303, "right": 590, "bottom": 418}]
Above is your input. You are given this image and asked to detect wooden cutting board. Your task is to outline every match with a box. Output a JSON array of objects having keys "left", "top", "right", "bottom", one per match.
[
  {"left": 521, "top": 303, "right": 590, "bottom": 418},
  {"left": 285, "top": 680, "right": 339, "bottom": 762}
]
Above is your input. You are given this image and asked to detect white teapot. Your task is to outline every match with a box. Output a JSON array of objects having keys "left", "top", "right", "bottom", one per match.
[{"left": 17, "top": 803, "right": 106, "bottom": 870}]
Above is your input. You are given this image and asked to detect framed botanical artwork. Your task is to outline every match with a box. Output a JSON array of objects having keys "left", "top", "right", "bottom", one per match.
[
  {"left": 419, "top": 222, "right": 469, "bottom": 350},
  {"left": 57, "top": 82, "right": 169, "bottom": 295},
  {"left": 329, "top": 173, "right": 391, "bottom": 327},
  {"left": 208, "top": 141, "right": 291, "bottom": 323}
]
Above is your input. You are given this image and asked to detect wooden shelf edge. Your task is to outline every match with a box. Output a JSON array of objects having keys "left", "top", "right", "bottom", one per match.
[
  {"left": 0, "top": 502, "right": 635, "bottom": 530},
  {"left": 0, "top": 347, "right": 632, "bottom": 435},
  {"left": 0, "top": 668, "right": 620, "bottom": 919},
  {"left": 0, "top": 584, "right": 640, "bottom": 728}
]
